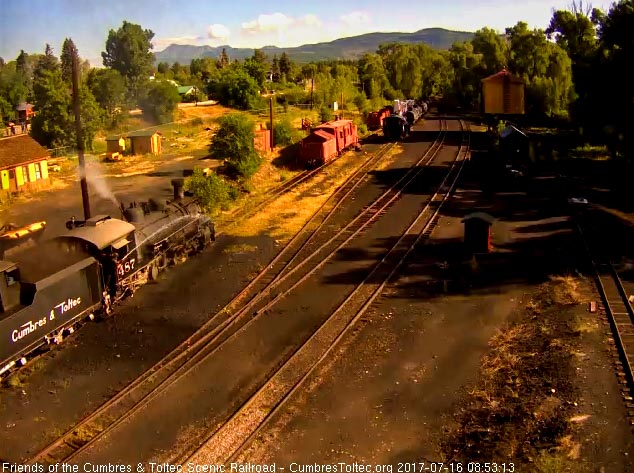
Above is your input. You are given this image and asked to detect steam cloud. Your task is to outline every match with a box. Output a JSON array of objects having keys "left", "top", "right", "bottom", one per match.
[{"left": 79, "top": 161, "right": 119, "bottom": 207}]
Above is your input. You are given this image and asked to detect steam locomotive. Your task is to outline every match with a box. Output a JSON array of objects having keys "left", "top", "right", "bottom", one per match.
[
  {"left": 0, "top": 180, "right": 215, "bottom": 377},
  {"left": 383, "top": 99, "right": 428, "bottom": 141}
]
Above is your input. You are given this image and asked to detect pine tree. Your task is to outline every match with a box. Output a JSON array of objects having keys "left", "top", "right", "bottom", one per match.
[
  {"left": 218, "top": 48, "right": 230, "bottom": 69},
  {"left": 60, "top": 38, "right": 77, "bottom": 84}
]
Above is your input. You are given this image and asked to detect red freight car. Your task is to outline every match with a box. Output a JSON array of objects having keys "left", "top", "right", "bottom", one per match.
[
  {"left": 366, "top": 107, "right": 390, "bottom": 130},
  {"left": 299, "top": 119, "right": 359, "bottom": 168},
  {"left": 299, "top": 130, "right": 338, "bottom": 168}
]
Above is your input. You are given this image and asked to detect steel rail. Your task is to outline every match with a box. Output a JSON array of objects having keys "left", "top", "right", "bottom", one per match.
[
  {"left": 26, "top": 124, "right": 417, "bottom": 465},
  {"left": 181, "top": 120, "right": 470, "bottom": 464}
]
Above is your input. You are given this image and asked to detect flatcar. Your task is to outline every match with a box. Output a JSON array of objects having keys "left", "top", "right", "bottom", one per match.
[{"left": 0, "top": 180, "right": 215, "bottom": 377}]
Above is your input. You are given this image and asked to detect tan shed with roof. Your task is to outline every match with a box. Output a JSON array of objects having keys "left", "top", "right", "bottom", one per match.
[
  {"left": 481, "top": 69, "right": 525, "bottom": 115},
  {"left": 0, "top": 135, "right": 50, "bottom": 193},
  {"left": 105, "top": 135, "right": 126, "bottom": 153},
  {"left": 127, "top": 130, "right": 162, "bottom": 155}
]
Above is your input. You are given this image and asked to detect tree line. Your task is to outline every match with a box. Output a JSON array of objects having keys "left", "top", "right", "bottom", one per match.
[{"left": 0, "top": 0, "right": 631, "bottom": 156}]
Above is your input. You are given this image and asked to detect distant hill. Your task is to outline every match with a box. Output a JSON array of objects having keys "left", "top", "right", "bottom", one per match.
[{"left": 154, "top": 28, "right": 474, "bottom": 65}]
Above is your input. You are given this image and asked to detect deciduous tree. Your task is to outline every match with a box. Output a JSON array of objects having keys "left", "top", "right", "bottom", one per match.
[
  {"left": 209, "top": 113, "right": 262, "bottom": 178},
  {"left": 138, "top": 80, "right": 180, "bottom": 124},
  {"left": 102, "top": 21, "right": 155, "bottom": 100}
]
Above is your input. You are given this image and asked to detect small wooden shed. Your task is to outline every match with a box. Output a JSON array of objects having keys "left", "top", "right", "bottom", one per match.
[
  {"left": 461, "top": 212, "right": 495, "bottom": 253},
  {"left": 127, "top": 130, "right": 162, "bottom": 155},
  {"left": 16, "top": 102, "right": 35, "bottom": 122},
  {"left": 481, "top": 70, "right": 525, "bottom": 115},
  {"left": 105, "top": 135, "right": 126, "bottom": 153}
]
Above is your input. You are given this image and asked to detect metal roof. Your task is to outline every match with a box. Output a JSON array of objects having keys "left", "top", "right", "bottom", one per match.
[
  {"left": 61, "top": 217, "right": 136, "bottom": 250},
  {"left": 304, "top": 130, "right": 334, "bottom": 142},
  {"left": 177, "top": 85, "right": 197, "bottom": 94},
  {"left": 481, "top": 69, "right": 524, "bottom": 84},
  {"left": 315, "top": 120, "right": 353, "bottom": 129},
  {"left": 16, "top": 102, "right": 34, "bottom": 111},
  {"left": 0, "top": 260, "right": 17, "bottom": 273},
  {"left": 461, "top": 212, "right": 495, "bottom": 225},
  {"left": 0, "top": 135, "right": 49, "bottom": 171},
  {"left": 126, "top": 130, "right": 162, "bottom": 138}
]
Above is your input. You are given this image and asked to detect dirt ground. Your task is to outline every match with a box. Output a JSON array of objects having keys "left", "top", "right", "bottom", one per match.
[
  {"left": 235, "top": 131, "right": 634, "bottom": 472},
  {"left": 2, "top": 119, "right": 633, "bottom": 469},
  {"left": 0, "top": 122, "right": 396, "bottom": 461}
]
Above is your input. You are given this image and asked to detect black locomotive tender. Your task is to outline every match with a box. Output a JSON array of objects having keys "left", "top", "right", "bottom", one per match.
[
  {"left": 382, "top": 100, "right": 428, "bottom": 142},
  {"left": 0, "top": 180, "right": 215, "bottom": 376}
]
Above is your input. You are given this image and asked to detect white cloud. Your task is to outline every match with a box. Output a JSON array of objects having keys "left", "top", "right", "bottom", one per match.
[
  {"left": 242, "top": 13, "right": 294, "bottom": 33},
  {"left": 300, "top": 14, "right": 322, "bottom": 27},
  {"left": 207, "top": 24, "right": 231, "bottom": 40},
  {"left": 340, "top": 11, "right": 371, "bottom": 26}
]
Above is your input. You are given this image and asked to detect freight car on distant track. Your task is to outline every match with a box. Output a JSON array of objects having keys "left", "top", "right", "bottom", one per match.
[
  {"left": 0, "top": 180, "right": 215, "bottom": 378},
  {"left": 366, "top": 107, "right": 391, "bottom": 130},
  {"left": 299, "top": 119, "right": 359, "bottom": 168}
]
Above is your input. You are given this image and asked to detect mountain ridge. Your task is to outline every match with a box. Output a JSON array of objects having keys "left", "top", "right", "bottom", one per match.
[{"left": 154, "top": 27, "right": 474, "bottom": 64}]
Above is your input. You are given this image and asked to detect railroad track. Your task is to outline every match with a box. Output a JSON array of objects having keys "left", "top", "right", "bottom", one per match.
[
  {"left": 220, "top": 135, "right": 390, "bottom": 232},
  {"left": 26, "top": 121, "right": 428, "bottom": 466},
  {"left": 180, "top": 119, "right": 470, "bottom": 464},
  {"left": 575, "top": 213, "right": 634, "bottom": 410}
]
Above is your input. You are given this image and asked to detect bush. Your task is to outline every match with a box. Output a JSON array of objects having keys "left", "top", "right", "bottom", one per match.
[
  {"left": 272, "top": 119, "right": 301, "bottom": 147},
  {"left": 191, "top": 117, "right": 203, "bottom": 127},
  {"left": 357, "top": 123, "right": 368, "bottom": 135},
  {"left": 233, "top": 151, "right": 263, "bottom": 178},
  {"left": 139, "top": 81, "right": 181, "bottom": 124},
  {"left": 210, "top": 113, "right": 263, "bottom": 178},
  {"left": 320, "top": 106, "right": 333, "bottom": 123},
  {"left": 184, "top": 169, "right": 235, "bottom": 213}
]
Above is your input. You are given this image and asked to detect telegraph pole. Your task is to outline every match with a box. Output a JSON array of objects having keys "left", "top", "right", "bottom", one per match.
[
  {"left": 310, "top": 71, "right": 314, "bottom": 110},
  {"left": 71, "top": 48, "right": 91, "bottom": 220},
  {"left": 269, "top": 96, "right": 274, "bottom": 151}
]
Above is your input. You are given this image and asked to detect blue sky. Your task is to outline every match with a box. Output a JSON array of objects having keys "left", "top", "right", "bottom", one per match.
[{"left": 0, "top": 0, "right": 610, "bottom": 66}]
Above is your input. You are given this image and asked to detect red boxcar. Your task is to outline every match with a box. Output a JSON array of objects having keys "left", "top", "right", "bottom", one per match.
[
  {"left": 299, "top": 130, "right": 337, "bottom": 167},
  {"left": 299, "top": 119, "right": 359, "bottom": 168},
  {"left": 366, "top": 107, "right": 390, "bottom": 130}
]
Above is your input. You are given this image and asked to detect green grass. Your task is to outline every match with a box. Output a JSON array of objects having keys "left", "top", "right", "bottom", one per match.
[
  {"left": 570, "top": 143, "right": 610, "bottom": 159},
  {"left": 222, "top": 243, "right": 258, "bottom": 254}
]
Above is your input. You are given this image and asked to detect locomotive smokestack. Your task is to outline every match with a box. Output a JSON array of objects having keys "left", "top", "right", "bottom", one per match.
[{"left": 171, "top": 179, "right": 185, "bottom": 200}]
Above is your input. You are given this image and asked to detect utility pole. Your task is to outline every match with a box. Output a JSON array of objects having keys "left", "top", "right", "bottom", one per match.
[
  {"left": 310, "top": 71, "right": 314, "bottom": 110},
  {"left": 341, "top": 91, "right": 344, "bottom": 119},
  {"left": 71, "top": 46, "right": 91, "bottom": 220},
  {"left": 269, "top": 96, "right": 274, "bottom": 151}
]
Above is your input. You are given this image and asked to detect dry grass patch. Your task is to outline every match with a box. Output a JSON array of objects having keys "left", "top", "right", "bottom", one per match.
[
  {"left": 223, "top": 243, "right": 258, "bottom": 254},
  {"left": 227, "top": 151, "right": 370, "bottom": 241},
  {"left": 549, "top": 275, "right": 583, "bottom": 305},
  {"left": 443, "top": 277, "right": 583, "bottom": 465},
  {"left": 372, "top": 144, "right": 403, "bottom": 172}
]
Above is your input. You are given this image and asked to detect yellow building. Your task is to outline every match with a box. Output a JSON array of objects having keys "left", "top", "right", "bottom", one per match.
[
  {"left": 0, "top": 135, "right": 50, "bottom": 193},
  {"left": 481, "top": 69, "right": 525, "bottom": 115}
]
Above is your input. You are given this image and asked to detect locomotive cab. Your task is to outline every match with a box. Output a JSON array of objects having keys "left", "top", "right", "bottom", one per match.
[
  {"left": 62, "top": 215, "right": 138, "bottom": 297},
  {"left": 0, "top": 260, "right": 21, "bottom": 314}
]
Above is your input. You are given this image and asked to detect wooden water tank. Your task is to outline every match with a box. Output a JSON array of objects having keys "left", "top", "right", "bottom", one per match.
[{"left": 482, "top": 70, "right": 525, "bottom": 115}]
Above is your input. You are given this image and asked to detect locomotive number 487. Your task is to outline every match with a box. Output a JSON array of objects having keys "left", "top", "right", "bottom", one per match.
[{"left": 117, "top": 258, "right": 136, "bottom": 277}]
